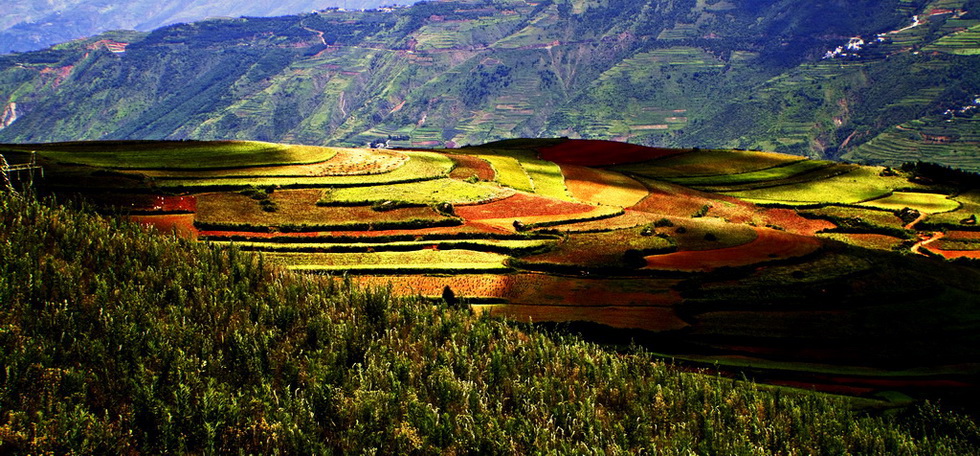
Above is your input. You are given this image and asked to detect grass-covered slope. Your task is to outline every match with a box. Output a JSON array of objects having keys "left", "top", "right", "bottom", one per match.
[{"left": 3, "top": 192, "right": 980, "bottom": 454}]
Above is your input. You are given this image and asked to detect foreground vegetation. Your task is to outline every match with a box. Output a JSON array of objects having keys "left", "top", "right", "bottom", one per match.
[{"left": 2, "top": 193, "right": 980, "bottom": 454}]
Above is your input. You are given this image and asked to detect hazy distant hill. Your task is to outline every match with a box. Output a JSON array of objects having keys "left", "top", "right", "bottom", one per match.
[
  {"left": 1, "top": 0, "right": 978, "bottom": 170},
  {"left": 0, "top": 0, "right": 404, "bottom": 53}
]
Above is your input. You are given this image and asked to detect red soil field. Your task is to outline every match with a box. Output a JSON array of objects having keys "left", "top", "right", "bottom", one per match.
[
  {"left": 455, "top": 192, "right": 598, "bottom": 220},
  {"left": 350, "top": 273, "right": 683, "bottom": 308},
  {"left": 559, "top": 164, "right": 648, "bottom": 206},
  {"left": 925, "top": 247, "right": 980, "bottom": 260},
  {"left": 478, "top": 305, "right": 690, "bottom": 332},
  {"left": 352, "top": 275, "right": 510, "bottom": 298},
  {"left": 197, "top": 230, "right": 322, "bottom": 240},
  {"left": 630, "top": 180, "right": 831, "bottom": 237},
  {"left": 537, "top": 139, "right": 687, "bottom": 167},
  {"left": 643, "top": 228, "right": 822, "bottom": 272},
  {"left": 944, "top": 230, "right": 980, "bottom": 241},
  {"left": 631, "top": 179, "right": 757, "bottom": 221},
  {"left": 198, "top": 220, "right": 499, "bottom": 240},
  {"left": 541, "top": 209, "right": 662, "bottom": 232},
  {"left": 446, "top": 154, "right": 495, "bottom": 181},
  {"left": 87, "top": 194, "right": 196, "bottom": 213},
  {"left": 129, "top": 214, "right": 198, "bottom": 239},
  {"left": 759, "top": 208, "right": 835, "bottom": 236}
]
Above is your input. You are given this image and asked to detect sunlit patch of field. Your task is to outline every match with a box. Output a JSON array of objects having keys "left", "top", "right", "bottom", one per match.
[
  {"left": 859, "top": 191, "right": 960, "bottom": 214},
  {"left": 320, "top": 178, "right": 512, "bottom": 206},
  {"left": 818, "top": 232, "right": 906, "bottom": 251},
  {"left": 159, "top": 151, "right": 455, "bottom": 189},
  {"left": 138, "top": 148, "right": 407, "bottom": 178},
  {"left": 664, "top": 160, "right": 836, "bottom": 187},
  {"left": 922, "top": 190, "right": 980, "bottom": 227},
  {"left": 560, "top": 164, "right": 649, "bottom": 207},
  {"left": 27, "top": 140, "right": 339, "bottom": 169},
  {"left": 612, "top": 149, "right": 803, "bottom": 179},
  {"left": 725, "top": 167, "right": 921, "bottom": 205},
  {"left": 268, "top": 250, "right": 513, "bottom": 273}
]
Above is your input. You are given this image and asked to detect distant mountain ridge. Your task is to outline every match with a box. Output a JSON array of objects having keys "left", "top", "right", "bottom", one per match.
[
  {"left": 0, "top": 0, "right": 404, "bottom": 53},
  {"left": 1, "top": 0, "right": 978, "bottom": 170}
]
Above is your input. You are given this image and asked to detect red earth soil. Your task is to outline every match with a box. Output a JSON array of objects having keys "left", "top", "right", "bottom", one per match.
[
  {"left": 537, "top": 139, "right": 687, "bottom": 167},
  {"left": 352, "top": 274, "right": 683, "bottom": 307},
  {"left": 643, "top": 228, "right": 822, "bottom": 272},
  {"left": 538, "top": 209, "right": 662, "bottom": 232},
  {"left": 90, "top": 194, "right": 196, "bottom": 212},
  {"left": 198, "top": 220, "right": 504, "bottom": 240},
  {"left": 630, "top": 180, "right": 833, "bottom": 237},
  {"left": 759, "top": 208, "right": 835, "bottom": 236},
  {"left": 925, "top": 247, "right": 980, "bottom": 260},
  {"left": 631, "top": 179, "right": 758, "bottom": 222},
  {"left": 129, "top": 214, "right": 198, "bottom": 239},
  {"left": 455, "top": 192, "right": 598, "bottom": 220},
  {"left": 944, "top": 230, "right": 980, "bottom": 240},
  {"left": 447, "top": 154, "right": 496, "bottom": 181}
]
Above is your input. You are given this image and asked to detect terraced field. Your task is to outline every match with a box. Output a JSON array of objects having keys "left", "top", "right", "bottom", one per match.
[
  {"left": 26, "top": 138, "right": 980, "bottom": 405},
  {"left": 925, "top": 22, "right": 980, "bottom": 55},
  {"left": 845, "top": 115, "right": 980, "bottom": 173}
]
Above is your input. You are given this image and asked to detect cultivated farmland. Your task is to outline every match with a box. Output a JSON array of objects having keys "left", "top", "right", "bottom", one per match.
[{"left": 21, "top": 137, "right": 980, "bottom": 411}]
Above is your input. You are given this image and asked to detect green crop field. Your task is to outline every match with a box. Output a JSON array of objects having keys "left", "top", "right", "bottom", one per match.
[
  {"left": 612, "top": 149, "right": 804, "bottom": 179},
  {"left": 664, "top": 160, "right": 836, "bottom": 186},
  {"left": 195, "top": 190, "right": 456, "bottom": 231},
  {"left": 211, "top": 238, "right": 554, "bottom": 255},
  {"left": 135, "top": 148, "right": 407, "bottom": 179},
  {"left": 859, "top": 191, "right": 961, "bottom": 214},
  {"left": 724, "top": 167, "right": 921, "bottom": 205},
  {"left": 799, "top": 205, "right": 909, "bottom": 235},
  {"left": 21, "top": 141, "right": 339, "bottom": 169},
  {"left": 266, "top": 250, "right": 513, "bottom": 273},
  {"left": 925, "top": 23, "right": 980, "bottom": 55},
  {"left": 319, "top": 178, "right": 511, "bottom": 205},
  {"left": 693, "top": 163, "right": 854, "bottom": 193},
  {"left": 158, "top": 151, "right": 455, "bottom": 188},
  {"left": 844, "top": 115, "right": 980, "bottom": 173},
  {"left": 479, "top": 154, "right": 534, "bottom": 192},
  {"left": 923, "top": 190, "right": 980, "bottom": 227},
  {"left": 520, "top": 159, "right": 572, "bottom": 200},
  {"left": 515, "top": 227, "right": 675, "bottom": 270}
]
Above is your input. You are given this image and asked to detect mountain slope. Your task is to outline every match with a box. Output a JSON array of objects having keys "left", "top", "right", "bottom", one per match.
[
  {"left": 0, "top": 0, "right": 977, "bottom": 170},
  {"left": 0, "top": 0, "right": 403, "bottom": 54}
]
